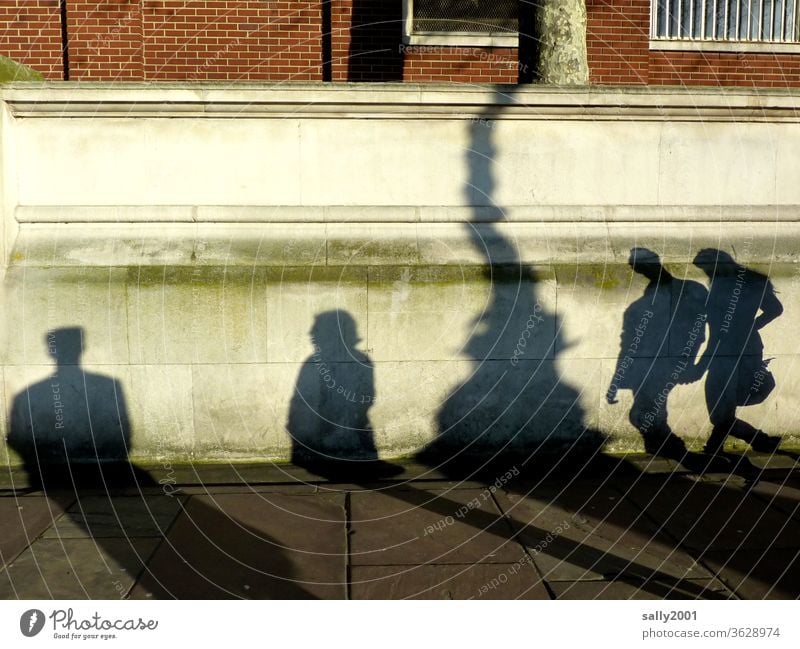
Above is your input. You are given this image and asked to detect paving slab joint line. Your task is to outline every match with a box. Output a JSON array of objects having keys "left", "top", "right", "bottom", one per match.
[
  {"left": 126, "top": 496, "right": 191, "bottom": 600},
  {"left": 344, "top": 491, "right": 352, "bottom": 601},
  {"left": 0, "top": 495, "right": 78, "bottom": 576},
  {"left": 488, "top": 490, "right": 556, "bottom": 600}
]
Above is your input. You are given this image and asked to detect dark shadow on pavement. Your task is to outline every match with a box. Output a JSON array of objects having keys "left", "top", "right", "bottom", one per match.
[{"left": 4, "top": 327, "right": 315, "bottom": 599}]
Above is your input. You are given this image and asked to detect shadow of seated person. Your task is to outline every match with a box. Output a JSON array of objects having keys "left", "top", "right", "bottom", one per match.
[
  {"left": 287, "top": 310, "right": 401, "bottom": 481},
  {"left": 4, "top": 328, "right": 319, "bottom": 599},
  {"left": 7, "top": 327, "right": 148, "bottom": 489}
]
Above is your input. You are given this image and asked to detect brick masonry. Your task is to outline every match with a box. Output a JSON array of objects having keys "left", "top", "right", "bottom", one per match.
[
  {"left": 0, "top": 0, "right": 63, "bottom": 80},
  {"left": 1, "top": 1, "right": 799, "bottom": 86},
  {"left": 142, "top": 1, "right": 321, "bottom": 81},
  {"left": 587, "top": 0, "right": 800, "bottom": 87},
  {"left": 67, "top": 1, "right": 143, "bottom": 80}
]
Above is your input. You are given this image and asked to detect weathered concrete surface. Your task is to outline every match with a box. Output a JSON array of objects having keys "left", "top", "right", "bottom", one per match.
[
  {"left": 3, "top": 85, "right": 800, "bottom": 211},
  {"left": 2, "top": 259, "right": 799, "bottom": 464},
  {"left": 536, "top": 0, "right": 589, "bottom": 84},
  {"left": 1, "top": 85, "right": 800, "bottom": 466}
]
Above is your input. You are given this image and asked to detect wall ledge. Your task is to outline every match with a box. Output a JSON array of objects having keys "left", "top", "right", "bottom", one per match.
[
  {"left": 15, "top": 204, "right": 800, "bottom": 224},
  {"left": 11, "top": 221, "right": 800, "bottom": 268},
  {"left": 2, "top": 82, "right": 799, "bottom": 121}
]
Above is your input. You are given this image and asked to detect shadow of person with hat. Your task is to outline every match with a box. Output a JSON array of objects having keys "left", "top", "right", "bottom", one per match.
[{"left": 287, "top": 310, "right": 402, "bottom": 480}]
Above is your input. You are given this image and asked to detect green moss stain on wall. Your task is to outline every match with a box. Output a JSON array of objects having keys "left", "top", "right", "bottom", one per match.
[{"left": 0, "top": 55, "right": 44, "bottom": 83}]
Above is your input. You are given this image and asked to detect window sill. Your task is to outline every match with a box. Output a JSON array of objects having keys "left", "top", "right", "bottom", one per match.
[
  {"left": 650, "top": 39, "right": 800, "bottom": 53},
  {"left": 403, "top": 33, "right": 518, "bottom": 48}
]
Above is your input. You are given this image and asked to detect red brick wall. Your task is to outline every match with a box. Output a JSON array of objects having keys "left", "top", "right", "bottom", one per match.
[
  {"left": 3, "top": 1, "right": 800, "bottom": 87},
  {"left": 64, "top": 1, "right": 321, "bottom": 81},
  {"left": 68, "top": 0, "right": 143, "bottom": 80},
  {"left": 586, "top": 0, "right": 649, "bottom": 84},
  {"left": 403, "top": 46, "right": 520, "bottom": 83},
  {"left": 142, "top": 1, "right": 321, "bottom": 81},
  {"left": 586, "top": 0, "right": 800, "bottom": 88},
  {"left": 0, "top": 0, "right": 63, "bottom": 79},
  {"left": 649, "top": 51, "right": 800, "bottom": 88}
]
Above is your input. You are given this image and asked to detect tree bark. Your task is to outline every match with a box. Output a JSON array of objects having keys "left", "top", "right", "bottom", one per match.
[{"left": 535, "top": 0, "right": 589, "bottom": 85}]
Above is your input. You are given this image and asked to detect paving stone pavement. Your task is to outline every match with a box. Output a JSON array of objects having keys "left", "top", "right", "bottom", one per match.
[{"left": 1, "top": 456, "right": 799, "bottom": 599}]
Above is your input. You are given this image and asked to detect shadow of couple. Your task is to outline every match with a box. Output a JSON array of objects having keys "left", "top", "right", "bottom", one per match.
[{"left": 607, "top": 247, "right": 784, "bottom": 471}]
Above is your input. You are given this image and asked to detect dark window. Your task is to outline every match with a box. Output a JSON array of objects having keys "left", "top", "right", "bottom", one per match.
[{"left": 411, "top": 0, "right": 518, "bottom": 35}]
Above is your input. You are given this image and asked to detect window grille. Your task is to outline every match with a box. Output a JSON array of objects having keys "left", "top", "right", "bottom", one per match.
[{"left": 652, "top": 0, "right": 799, "bottom": 42}]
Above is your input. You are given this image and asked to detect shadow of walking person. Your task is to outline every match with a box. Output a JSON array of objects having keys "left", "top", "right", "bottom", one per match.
[
  {"left": 606, "top": 248, "right": 708, "bottom": 460},
  {"left": 287, "top": 310, "right": 401, "bottom": 480},
  {"left": 693, "top": 248, "right": 783, "bottom": 456}
]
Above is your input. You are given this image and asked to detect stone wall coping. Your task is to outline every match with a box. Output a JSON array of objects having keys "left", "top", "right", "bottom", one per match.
[
  {"left": 2, "top": 83, "right": 799, "bottom": 121},
  {"left": 15, "top": 204, "right": 800, "bottom": 224}
]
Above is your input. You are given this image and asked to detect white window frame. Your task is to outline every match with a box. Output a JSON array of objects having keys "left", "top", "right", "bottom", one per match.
[
  {"left": 649, "top": 0, "right": 800, "bottom": 52},
  {"left": 402, "top": 0, "right": 519, "bottom": 47}
]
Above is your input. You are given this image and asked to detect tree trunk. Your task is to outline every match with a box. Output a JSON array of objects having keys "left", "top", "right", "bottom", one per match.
[{"left": 535, "top": 0, "right": 589, "bottom": 85}]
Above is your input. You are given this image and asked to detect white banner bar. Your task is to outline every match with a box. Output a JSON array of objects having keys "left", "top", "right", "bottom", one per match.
[{"left": 0, "top": 600, "right": 798, "bottom": 649}]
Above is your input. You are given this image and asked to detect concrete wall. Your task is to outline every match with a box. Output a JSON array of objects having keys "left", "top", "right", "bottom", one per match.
[{"left": 1, "top": 83, "right": 800, "bottom": 467}]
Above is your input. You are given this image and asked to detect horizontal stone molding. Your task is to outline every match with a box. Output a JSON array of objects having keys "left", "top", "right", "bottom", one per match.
[
  {"left": 2, "top": 83, "right": 800, "bottom": 122},
  {"left": 15, "top": 204, "right": 800, "bottom": 224},
  {"left": 10, "top": 221, "right": 800, "bottom": 267},
  {"left": 5, "top": 86, "right": 800, "bottom": 230}
]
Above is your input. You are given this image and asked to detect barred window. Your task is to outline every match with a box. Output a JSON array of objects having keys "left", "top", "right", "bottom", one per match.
[
  {"left": 652, "top": 0, "right": 799, "bottom": 42},
  {"left": 403, "top": 0, "right": 519, "bottom": 45}
]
